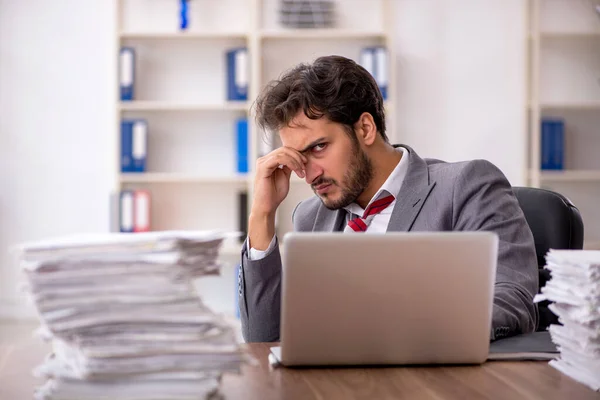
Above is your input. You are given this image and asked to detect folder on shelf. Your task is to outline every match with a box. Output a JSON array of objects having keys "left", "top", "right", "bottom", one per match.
[
  {"left": 119, "top": 47, "right": 135, "bottom": 101},
  {"left": 374, "top": 46, "right": 388, "bottom": 100},
  {"left": 119, "top": 190, "right": 134, "bottom": 233},
  {"left": 541, "top": 118, "right": 564, "bottom": 170},
  {"left": 552, "top": 119, "right": 564, "bottom": 170},
  {"left": 236, "top": 118, "right": 249, "bottom": 173},
  {"left": 360, "top": 47, "right": 375, "bottom": 77},
  {"left": 133, "top": 190, "right": 151, "bottom": 232},
  {"left": 121, "top": 119, "right": 148, "bottom": 173},
  {"left": 359, "top": 46, "right": 388, "bottom": 100},
  {"left": 119, "top": 190, "right": 151, "bottom": 233},
  {"left": 226, "top": 48, "right": 248, "bottom": 101}
]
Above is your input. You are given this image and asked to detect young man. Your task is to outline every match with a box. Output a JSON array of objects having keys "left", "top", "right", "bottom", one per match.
[{"left": 239, "top": 55, "right": 538, "bottom": 343}]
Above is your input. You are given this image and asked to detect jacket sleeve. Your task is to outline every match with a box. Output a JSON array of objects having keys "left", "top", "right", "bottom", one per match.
[
  {"left": 238, "top": 237, "right": 283, "bottom": 343},
  {"left": 452, "top": 160, "right": 539, "bottom": 341}
]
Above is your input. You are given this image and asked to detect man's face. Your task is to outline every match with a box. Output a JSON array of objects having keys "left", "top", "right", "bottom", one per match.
[{"left": 279, "top": 112, "right": 373, "bottom": 210}]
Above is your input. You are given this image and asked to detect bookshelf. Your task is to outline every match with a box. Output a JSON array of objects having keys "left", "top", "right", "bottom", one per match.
[
  {"left": 527, "top": 0, "right": 600, "bottom": 249},
  {"left": 114, "top": 0, "right": 395, "bottom": 313},
  {"left": 119, "top": 102, "right": 250, "bottom": 112}
]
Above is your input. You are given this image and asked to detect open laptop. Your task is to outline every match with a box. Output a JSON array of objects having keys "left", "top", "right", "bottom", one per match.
[{"left": 270, "top": 231, "right": 499, "bottom": 367}]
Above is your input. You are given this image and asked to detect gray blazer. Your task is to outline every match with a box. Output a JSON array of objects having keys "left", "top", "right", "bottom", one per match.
[{"left": 238, "top": 145, "right": 539, "bottom": 343}]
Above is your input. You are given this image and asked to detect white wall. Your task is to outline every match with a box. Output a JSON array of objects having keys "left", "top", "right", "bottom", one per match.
[
  {"left": 393, "top": 0, "right": 527, "bottom": 186},
  {"left": 0, "top": 0, "right": 528, "bottom": 319},
  {"left": 0, "top": 0, "right": 117, "bottom": 318}
]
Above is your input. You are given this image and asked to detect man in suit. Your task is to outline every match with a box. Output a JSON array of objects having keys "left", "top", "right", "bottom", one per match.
[{"left": 239, "top": 55, "right": 539, "bottom": 343}]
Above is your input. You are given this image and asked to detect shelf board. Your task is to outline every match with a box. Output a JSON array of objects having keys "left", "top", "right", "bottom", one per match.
[
  {"left": 259, "top": 29, "right": 386, "bottom": 40},
  {"left": 119, "top": 32, "right": 248, "bottom": 40},
  {"left": 120, "top": 173, "right": 249, "bottom": 184},
  {"left": 119, "top": 102, "right": 249, "bottom": 112},
  {"left": 541, "top": 31, "right": 600, "bottom": 39},
  {"left": 538, "top": 170, "right": 600, "bottom": 182},
  {"left": 528, "top": 32, "right": 600, "bottom": 40},
  {"left": 539, "top": 102, "right": 600, "bottom": 111}
]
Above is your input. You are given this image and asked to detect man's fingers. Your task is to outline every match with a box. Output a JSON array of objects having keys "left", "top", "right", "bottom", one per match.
[
  {"left": 257, "top": 147, "right": 307, "bottom": 179},
  {"left": 272, "top": 152, "right": 305, "bottom": 178},
  {"left": 281, "top": 148, "right": 307, "bottom": 177}
]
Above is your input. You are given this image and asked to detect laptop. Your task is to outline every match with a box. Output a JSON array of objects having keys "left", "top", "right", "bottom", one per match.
[{"left": 270, "top": 231, "right": 499, "bottom": 367}]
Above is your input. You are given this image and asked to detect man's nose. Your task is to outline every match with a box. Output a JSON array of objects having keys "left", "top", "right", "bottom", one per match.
[{"left": 304, "top": 159, "right": 323, "bottom": 184}]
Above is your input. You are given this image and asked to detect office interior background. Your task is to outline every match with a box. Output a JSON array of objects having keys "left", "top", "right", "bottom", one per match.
[{"left": 1, "top": 0, "right": 599, "bottom": 321}]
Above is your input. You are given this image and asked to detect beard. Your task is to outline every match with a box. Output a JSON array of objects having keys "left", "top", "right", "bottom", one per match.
[{"left": 311, "top": 146, "right": 373, "bottom": 210}]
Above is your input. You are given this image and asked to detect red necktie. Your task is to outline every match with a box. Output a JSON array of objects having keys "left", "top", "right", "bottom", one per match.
[{"left": 346, "top": 194, "right": 395, "bottom": 232}]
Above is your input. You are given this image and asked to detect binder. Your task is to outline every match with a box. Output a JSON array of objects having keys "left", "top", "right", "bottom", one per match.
[
  {"left": 552, "top": 119, "right": 564, "bottom": 170},
  {"left": 236, "top": 118, "right": 248, "bottom": 173},
  {"left": 119, "top": 190, "right": 134, "bottom": 233},
  {"left": 541, "top": 118, "right": 564, "bottom": 170},
  {"left": 359, "top": 46, "right": 388, "bottom": 100},
  {"left": 121, "top": 119, "right": 147, "bottom": 173},
  {"left": 360, "top": 47, "right": 375, "bottom": 77},
  {"left": 541, "top": 119, "right": 553, "bottom": 170},
  {"left": 133, "top": 190, "right": 151, "bottom": 232},
  {"left": 119, "top": 47, "right": 135, "bottom": 101},
  {"left": 374, "top": 46, "right": 388, "bottom": 100},
  {"left": 226, "top": 48, "right": 248, "bottom": 101}
]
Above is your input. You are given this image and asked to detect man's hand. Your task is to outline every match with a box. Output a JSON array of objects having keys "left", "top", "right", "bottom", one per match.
[{"left": 248, "top": 147, "right": 307, "bottom": 251}]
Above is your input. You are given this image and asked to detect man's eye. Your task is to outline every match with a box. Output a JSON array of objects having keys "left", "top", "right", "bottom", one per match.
[{"left": 313, "top": 143, "right": 327, "bottom": 153}]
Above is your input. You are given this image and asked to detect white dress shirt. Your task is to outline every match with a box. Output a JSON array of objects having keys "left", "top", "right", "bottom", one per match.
[{"left": 249, "top": 147, "right": 409, "bottom": 259}]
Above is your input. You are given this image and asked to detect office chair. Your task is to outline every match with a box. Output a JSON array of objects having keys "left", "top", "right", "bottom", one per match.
[{"left": 512, "top": 186, "right": 584, "bottom": 331}]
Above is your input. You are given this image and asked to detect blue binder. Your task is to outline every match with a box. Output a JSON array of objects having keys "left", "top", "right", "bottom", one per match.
[
  {"left": 119, "top": 47, "right": 135, "bottom": 101},
  {"left": 226, "top": 48, "right": 248, "bottom": 101},
  {"left": 374, "top": 46, "right": 388, "bottom": 100},
  {"left": 360, "top": 47, "right": 375, "bottom": 78},
  {"left": 119, "top": 190, "right": 135, "bottom": 233},
  {"left": 541, "top": 119, "right": 553, "bottom": 170},
  {"left": 236, "top": 118, "right": 248, "bottom": 173},
  {"left": 541, "top": 118, "right": 564, "bottom": 170},
  {"left": 552, "top": 119, "right": 564, "bottom": 170},
  {"left": 121, "top": 119, "right": 147, "bottom": 173},
  {"left": 359, "top": 46, "right": 388, "bottom": 100}
]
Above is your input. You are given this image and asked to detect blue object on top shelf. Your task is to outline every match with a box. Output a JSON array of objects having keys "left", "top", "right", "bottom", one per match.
[
  {"left": 180, "top": 0, "right": 189, "bottom": 30},
  {"left": 119, "top": 47, "right": 135, "bottom": 101}
]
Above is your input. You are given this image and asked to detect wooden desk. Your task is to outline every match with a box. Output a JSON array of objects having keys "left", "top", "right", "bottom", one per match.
[{"left": 1, "top": 324, "right": 598, "bottom": 400}]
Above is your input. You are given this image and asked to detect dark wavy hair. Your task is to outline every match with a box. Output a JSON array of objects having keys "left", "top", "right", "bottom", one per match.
[{"left": 254, "top": 55, "right": 388, "bottom": 143}]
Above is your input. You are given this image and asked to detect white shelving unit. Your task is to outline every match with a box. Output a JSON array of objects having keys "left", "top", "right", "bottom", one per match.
[
  {"left": 119, "top": 102, "right": 250, "bottom": 112},
  {"left": 527, "top": 0, "right": 600, "bottom": 249},
  {"left": 115, "top": 0, "right": 396, "bottom": 241},
  {"left": 114, "top": 0, "right": 395, "bottom": 314}
]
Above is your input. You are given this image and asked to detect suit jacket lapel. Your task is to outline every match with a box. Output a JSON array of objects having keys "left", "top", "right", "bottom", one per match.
[
  {"left": 387, "top": 145, "right": 436, "bottom": 232},
  {"left": 312, "top": 205, "right": 346, "bottom": 232}
]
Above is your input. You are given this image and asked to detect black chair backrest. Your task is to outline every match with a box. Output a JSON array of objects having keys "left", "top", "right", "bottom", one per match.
[
  {"left": 512, "top": 186, "right": 584, "bottom": 330},
  {"left": 513, "top": 187, "right": 584, "bottom": 268}
]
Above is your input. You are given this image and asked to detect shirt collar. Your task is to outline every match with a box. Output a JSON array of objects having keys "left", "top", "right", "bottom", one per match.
[{"left": 343, "top": 146, "right": 409, "bottom": 217}]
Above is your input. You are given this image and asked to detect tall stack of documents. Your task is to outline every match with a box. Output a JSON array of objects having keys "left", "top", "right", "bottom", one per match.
[
  {"left": 19, "top": 231, "right": 246, "bottom": 400},
  {"left": 535, "top": 250, "right": 600, "bottom": 391}
]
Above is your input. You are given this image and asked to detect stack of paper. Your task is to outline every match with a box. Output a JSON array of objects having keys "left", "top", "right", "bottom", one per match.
[
  {"left": 18, "top": 231, "right": 246, "bottom": 400},
  {"left": 535, "top": 249, "right": 600, "bottom": 392}
]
